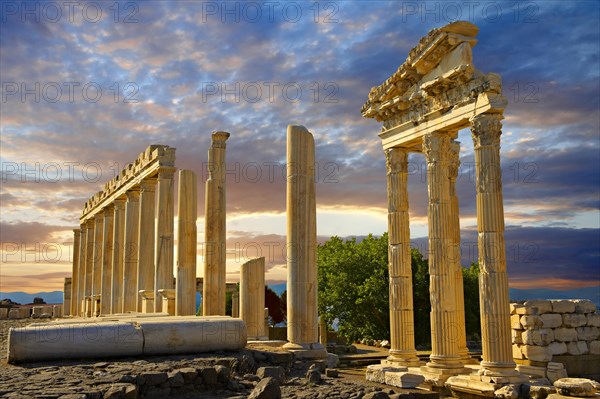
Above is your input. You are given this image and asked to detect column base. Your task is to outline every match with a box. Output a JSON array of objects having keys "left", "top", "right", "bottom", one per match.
[
  {"left": 282, "top": 342, "right": 328, "bottom": 359},
  {"left": 446, "top": 371, "right": 528, "bottom": 399},
  {"left": 382, "top": 353, "right": 422, "bottom": 367},
  {"left": 419, "top": 363, "right": 468, "bottom": 388},
  {"left": 366, "top": 364, "right": 425, "bottom": 388}
]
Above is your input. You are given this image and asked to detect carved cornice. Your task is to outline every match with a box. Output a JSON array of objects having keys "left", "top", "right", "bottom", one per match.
[{"left": 470, "top": 113, "right": 503, "bottom": 149}]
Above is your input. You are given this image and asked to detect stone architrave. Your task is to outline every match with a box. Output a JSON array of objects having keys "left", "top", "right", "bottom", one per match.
[
  {"left": 122, "top": 188, "right": 140, "bottom": 313},
  {"left": 69, "top": 229, "right": 80, "bottom": 316},
  {"left": 470, "top": 113, "right": 518, "bottom": 377},
  {"left": 154, "top": 167, "right": 176, "bottom": 312},
  {"left": 203, "top": 131, "right": 230, "bottom": 316},
  {"left": 240, "top": 257, "right": 266, "bottom": 340},
  {"left": 421, "top": 132, "right": 464, "bottom": 375},
  {"left": 77, "top": 225, "right": 86, "bottom": 316},
  {"left": 176, "top": 170, "right": 197, "bottom": 316},
  {"left": 111, "top": 198, "right": 126, "bottom": 314},
  {"left": 137, "top": 178, "right": 157, "bottom": 313},
  {"left": 283, "top": 125, "right": 327, "bottom": 359},
  {"left": 92, "top": 213, "right": 104, "bottom": 305},
  {"left": 100, "top": 205, "right": 114, "bottom": 315},
  {"left": 449, "top": 139, "right": 470, "bottom": 361},
  {"left": 384, "top": 147, "right": 420, "bottom": 366}
]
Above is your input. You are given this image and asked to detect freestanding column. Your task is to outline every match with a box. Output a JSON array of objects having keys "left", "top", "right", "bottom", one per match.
[
  {"left": 240, "top": 257, "right": 266, "bottom": 340},
  {"left": 92, "top": 213, "right": 104, "bottom": 306},
  {"left": 449, "top": 140, "right": 469, "bottom": 361},
  {"left": 283, "top": 125, "right": 326, "bottom": 358},
  {"left": 155, "top": 167, "right": 176, "bottom": 313},
  {"left": 122, "top": 188, "right": 140, "bottom": 313},
  {"left": 138, "top": 179, "right": 157, "bottom": 313},
  {"left": 470, "top": 113, "right": 517, "bottom": 376},
  {"left": 100, "top": 206, "right": 114, "bottom": 315},
  {"left": 84, "top": 220, "right": 94, "bottom": 316},
  {"left": 203, "top": 131, "right": 230, "bottom": 316},
  {"left": 384, "top": 147, "right": 420, "bottom": 366},
  {"left": 422, "top": 132, "right": 463, "bottom": 374},
  {"left": 176, "top": 170, "right": 197, "bottom": 316},
  {"left": 77, "top": 225, "right": 86, "bottom": 316},
  {"left": 63, "top": 278, "right": 72, "bottom": 317},
  {"left": 69, "top": 229, "right": 81, "bottom": 317},
  {"left": 111, "top": 198, "right": 126, "bottom": 314}
]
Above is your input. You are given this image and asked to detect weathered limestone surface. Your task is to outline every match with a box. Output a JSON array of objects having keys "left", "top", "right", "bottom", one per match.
[
  {"left": 176, "top": 170, "right": 197, "bottom": 316},
  {"left": 111, "top": 197, "right": 126, "bottom": 314},
  {"left": 77, "top": 224, "right": 86, "bottom": 316},
  {"left": 154, "top": 166, "right": 176, "bottom": 313},
  {"left": 137, "top": 178, "right": 157, "bottom": 313},
  {"left": 122, "top": 188, "right": 140, "bottom": 313},
  {"left": 240, "top": 257, "right": 266, "bottom": 340},
  {"left": 283, "top": 125, "right": 326, "bottom": 359},
  {"left": 69, "top": 230, "right": 79, "bottom": 316},
  {"left": 100, "top": 205, "right": 114, "bottom": 315},
  {"left": 203, "top": 131, "right": 230, "bottom": 316},
  {"left": 63, "top": 276, "right": 72, "bottom": 317},
  {"left": 7, "top": 316, "right": 247, "bottom": 363}
]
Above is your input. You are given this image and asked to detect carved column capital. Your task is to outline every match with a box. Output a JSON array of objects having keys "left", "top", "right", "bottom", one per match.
[
  {"left": 157, "top": 166, "right": 176, "bottom": 180},
  {"left": 470, "top": 113, "right": 503, "bottom": 149},
  {"left": 384, "top": 147, "right": 409, "bottom": 175},
  {"left": 113, "top": 197, "right": 126, "bottom": 209},
  {"left": 126, "top": 187, "right": 140, "bottom": 201},
  {"left": 422, "top": 132, "right": 452, "bottom": 163},
  {"left": 211, "top": 131, "right": 231, "bottom": 148},
  {"left": 139, "top": 178, "right": 157, "bottom": 193},
  {"left": 448, "top": 140, "right": 461, "bottom": 182}
]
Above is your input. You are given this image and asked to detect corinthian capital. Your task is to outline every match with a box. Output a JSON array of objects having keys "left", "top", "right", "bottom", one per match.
[
  {"left": 384, "top": 147, "right": 408, "bottom": 174},
  {"left": 422, "top": 132, "right": 451, "bottom": 164},
  {"left": 470, "top": 113, "right": 503, "bottom": 149},
  {"left": 448, "top": 140, "right": 461, "bottom": 182},
  {"left": 211, "top": 131, "right": 231, "bottom": 149}
]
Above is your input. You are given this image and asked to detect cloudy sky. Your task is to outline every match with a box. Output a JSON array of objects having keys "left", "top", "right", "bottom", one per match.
[{"left": 0, "top": 1, "right": 598, "bottom": 295}]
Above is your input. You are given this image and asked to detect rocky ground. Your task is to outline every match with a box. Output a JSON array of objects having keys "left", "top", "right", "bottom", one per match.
[{"left": 0, "top": 320, "right": 437, "bottom": 399}]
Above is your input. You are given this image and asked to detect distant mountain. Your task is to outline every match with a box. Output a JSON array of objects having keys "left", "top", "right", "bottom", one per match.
[{"left": 0, "top": 291, "right": 63, "bottom": 304}]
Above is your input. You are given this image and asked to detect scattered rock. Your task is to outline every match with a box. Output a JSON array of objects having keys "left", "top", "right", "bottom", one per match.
[
  {"left": 306, "top": 368, "right": 321, "bottom": 384},
  {"left": 554, "top": 378, "right": 598, "bottom": 397},
  {"left": 248, "top": 377, "right": 281, "bottom": 399},
  {"left": 364, "top": 392, "right": 390, "bottom": 399},
  {"left": 257, "top": 366, "right": 285, "bottom": 384},
  {"left": 494, "top": 384, "right": 519, "bottom": 399},
  {"left": 325, "top": 369, "right": 339, "bottom": 378}
]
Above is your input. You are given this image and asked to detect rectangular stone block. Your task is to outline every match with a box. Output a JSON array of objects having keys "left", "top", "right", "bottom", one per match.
[
  {"left": 541, "top": 313, "right": 563, "bottom": 329},
  {"left": 0, "top": 308, "right": 8, "bottom": 319},
  {"left": 563, "top": 313, "right": 587, "bottom": 328},
  {"left": 554, "top": 328, "right": 578, "bottom": 342},
  {"left": 511, "top": 303, "right": 524, "bottom": 314},
  {"left": 385, "top": 372, "right": 425, "bottom": 388},
  {"left": 589, "top": 340, "right": 600, "bottom": 355},
  {"left": 587, "top": 313, "right": 600, "bottom": 327},
  {"left": 521, "top": 345, "right": 552, "bottom": 362},
  {"left": 521, "top": 315, "right": 543, "bottom": 329},
  {"left": 512, "top": 329, "right": 523, "bottom": 344},
  {"left": 551, "top": 300, "right": 575, "bottom": 314},
  {"left": 574, "top": 300, "right": 596, "bottom": 314},
  {"left": 566, "top": 341, "right": 588, "bottom": 355},
  {"left": 511, "top": 314, "right": 523, "bottom": 329},
  {"left": 522, "top": 329, "right": 554, "bottom": 346},
  {"left": 524, "top": 300, "right": 552, "bottom": 314},
  {"left": 548, "top": 342, "right": 568, "bottom": 356},
  {"left": 576, "top": 326, "right": 599, "bottom": 341},
  {"left": 516, "top": 306, "right": 538, "bottom": 315},
  {"left": 513, "top": 344, "right": 524, "bottom": 359},
  {"left": 366, "top": 365, "right": 407, "bottom": 384}
]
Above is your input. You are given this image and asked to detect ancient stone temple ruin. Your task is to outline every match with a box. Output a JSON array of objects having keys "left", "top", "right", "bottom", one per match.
[{"left": 361, "top": 21, "right": 526, "bottom": 395}]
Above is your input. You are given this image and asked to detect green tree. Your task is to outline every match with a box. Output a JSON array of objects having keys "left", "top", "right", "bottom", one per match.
[
  {"left": 265, "top": 287, "right": 284, "bottom": 326},
  {"left": 411, "top": 248, "right": 431, "bottom": 347},
  {"left": 462, "top": 262, "right": 481, "bottom": 340}
]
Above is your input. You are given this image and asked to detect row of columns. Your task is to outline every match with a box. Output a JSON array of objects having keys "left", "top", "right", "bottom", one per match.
[
  {"left": 70, "top": 167, "right": 199, "bottom": 318},
  {"left": 384, "top": 112, "right": 515, "bottom": 377}
]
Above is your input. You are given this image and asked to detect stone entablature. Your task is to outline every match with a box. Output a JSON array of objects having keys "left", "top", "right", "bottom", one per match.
[{"left": 81, "top": 145, "right": 175, "bottom": 223}]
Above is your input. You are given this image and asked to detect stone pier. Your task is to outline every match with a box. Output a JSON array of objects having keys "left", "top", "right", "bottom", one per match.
[
  {"left": 176, "top": 170, "right": 198, "bottom": 316},
  {"left": 63, "top": 277, "right": 72, "bottom": 317},
  {"left": 361, "top": 21, "right": 524, "bottom": 392},
  {"left": 240, "top": 257, "right": 267, "bottom": 340},
  {"left": 283, "top": 125, "right": 327, "bottom": 359},
  {"left": 203, "top": 131, "right": 230, "bottom": 316}
]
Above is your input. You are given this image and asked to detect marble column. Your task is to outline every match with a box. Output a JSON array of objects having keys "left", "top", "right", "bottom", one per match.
[
  {"left": 232, "top": 291, "right": 239, "bottom": 318},
  {"left": 283, "top": 125, "right": 326, "bottom": 358},
  {"left": 69, "top": 229, "right": 81, "bottom": 317},
  {"left": 92, "top": 213, "right": 104, "bottom": 308},
  {"left": 449, "top": 140, "right": 470, "bottom": 361},
  {"left": 138, "top": 179, "right": 157, "bottom": 313},
  {"left": 155, "top": 167, "right": 176, "bottom": 313},
  {"left": 100, "top": 206, "right": 114, "bottom": 315},
  {"left": 470, "top": 113, "right": 518, "bottom": 376},
  {"left": 203, "top": 131, "right": 230, "bottom": 316},
  {"left": 122, "top": 188, "right": 140, "bottom": 313},
  {"left": 384, "top": 147, "right": 420, "bottom": 366},
  {"left": 422, "top": 132, "right": 463, "bottom": 373},
  {"left": 84, "top": 220, "right": 94, "bottom": 316},
  {"left": 111, "top": 198, "right": 126, "bottom": 314},
  {"left": 240, "top": 257, "right": 266, "bottom": 340},
  {"left": 77, "top": 225, "right": 86, "bottom": 316},
  {"left": 63, "top": 277, "right": 72, "bottom": 317},
  {"left": 176, "top": 170, "right": 198, "bottom": 316}
]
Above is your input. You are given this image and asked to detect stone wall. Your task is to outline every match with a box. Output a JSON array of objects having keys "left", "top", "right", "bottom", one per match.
[{"left": 511, "top": 299, "right": 600, "bottom": 366}]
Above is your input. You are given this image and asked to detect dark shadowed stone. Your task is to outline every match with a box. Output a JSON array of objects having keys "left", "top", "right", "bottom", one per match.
[
  {"left": 199, "top": 367, "right": 218, "bottom": 386},
  {"left": 257, "top": 366, "right": 285, "bottom": 384},
  {"left": 249, "top": 377, "right": 281, "bottom": 399}
]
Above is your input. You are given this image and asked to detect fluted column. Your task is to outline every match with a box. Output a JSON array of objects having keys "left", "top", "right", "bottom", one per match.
[
  {"left": 138, "top": 179, "right": 157, "bottom": 313},
  {"left": 77, "top": 225, "right": 86, "bottom": 316},
  {"left": 122, "top": 188, "right": 140, "bottom": 313},
  {"left": 111, "top": 198, "right": 126, "bottom": 314},
  {"left": 203, "top": 131, "right": 230, "bottom": 316},
  {"left": 449, "top": 139, "right": 469, "bottom": 361},
  {"left": 84, "top": 220, "right": 94, "bottom": 316},
  {"left": 69, "top": 229, "right": 80, "bottom": 317},
  {"left": 384, "top": 147, "right": 420, "bottom": 366},
  {"left": 92, "top": 213, "right": 104, "bottom": 307},
  {"left": 422, "top": 132, "right": 463, "bottom": 373},
  {"left": 100, "top": 206, "right": 114, "bottom": 315},
  {"left": 176, "top": 170, "right": 197, "bottom": 315},
  {"left": 470, "top": 113, "right": 517, "bottom": 376},
  {"left": 240, "top": 257, "right": 266, "bottom": 340},
  {"left": 283, "top": 125, "right": 326, "bottom": 358},
  {"left": 155, "top": 167, "right": 176, "bottom": 312}
]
